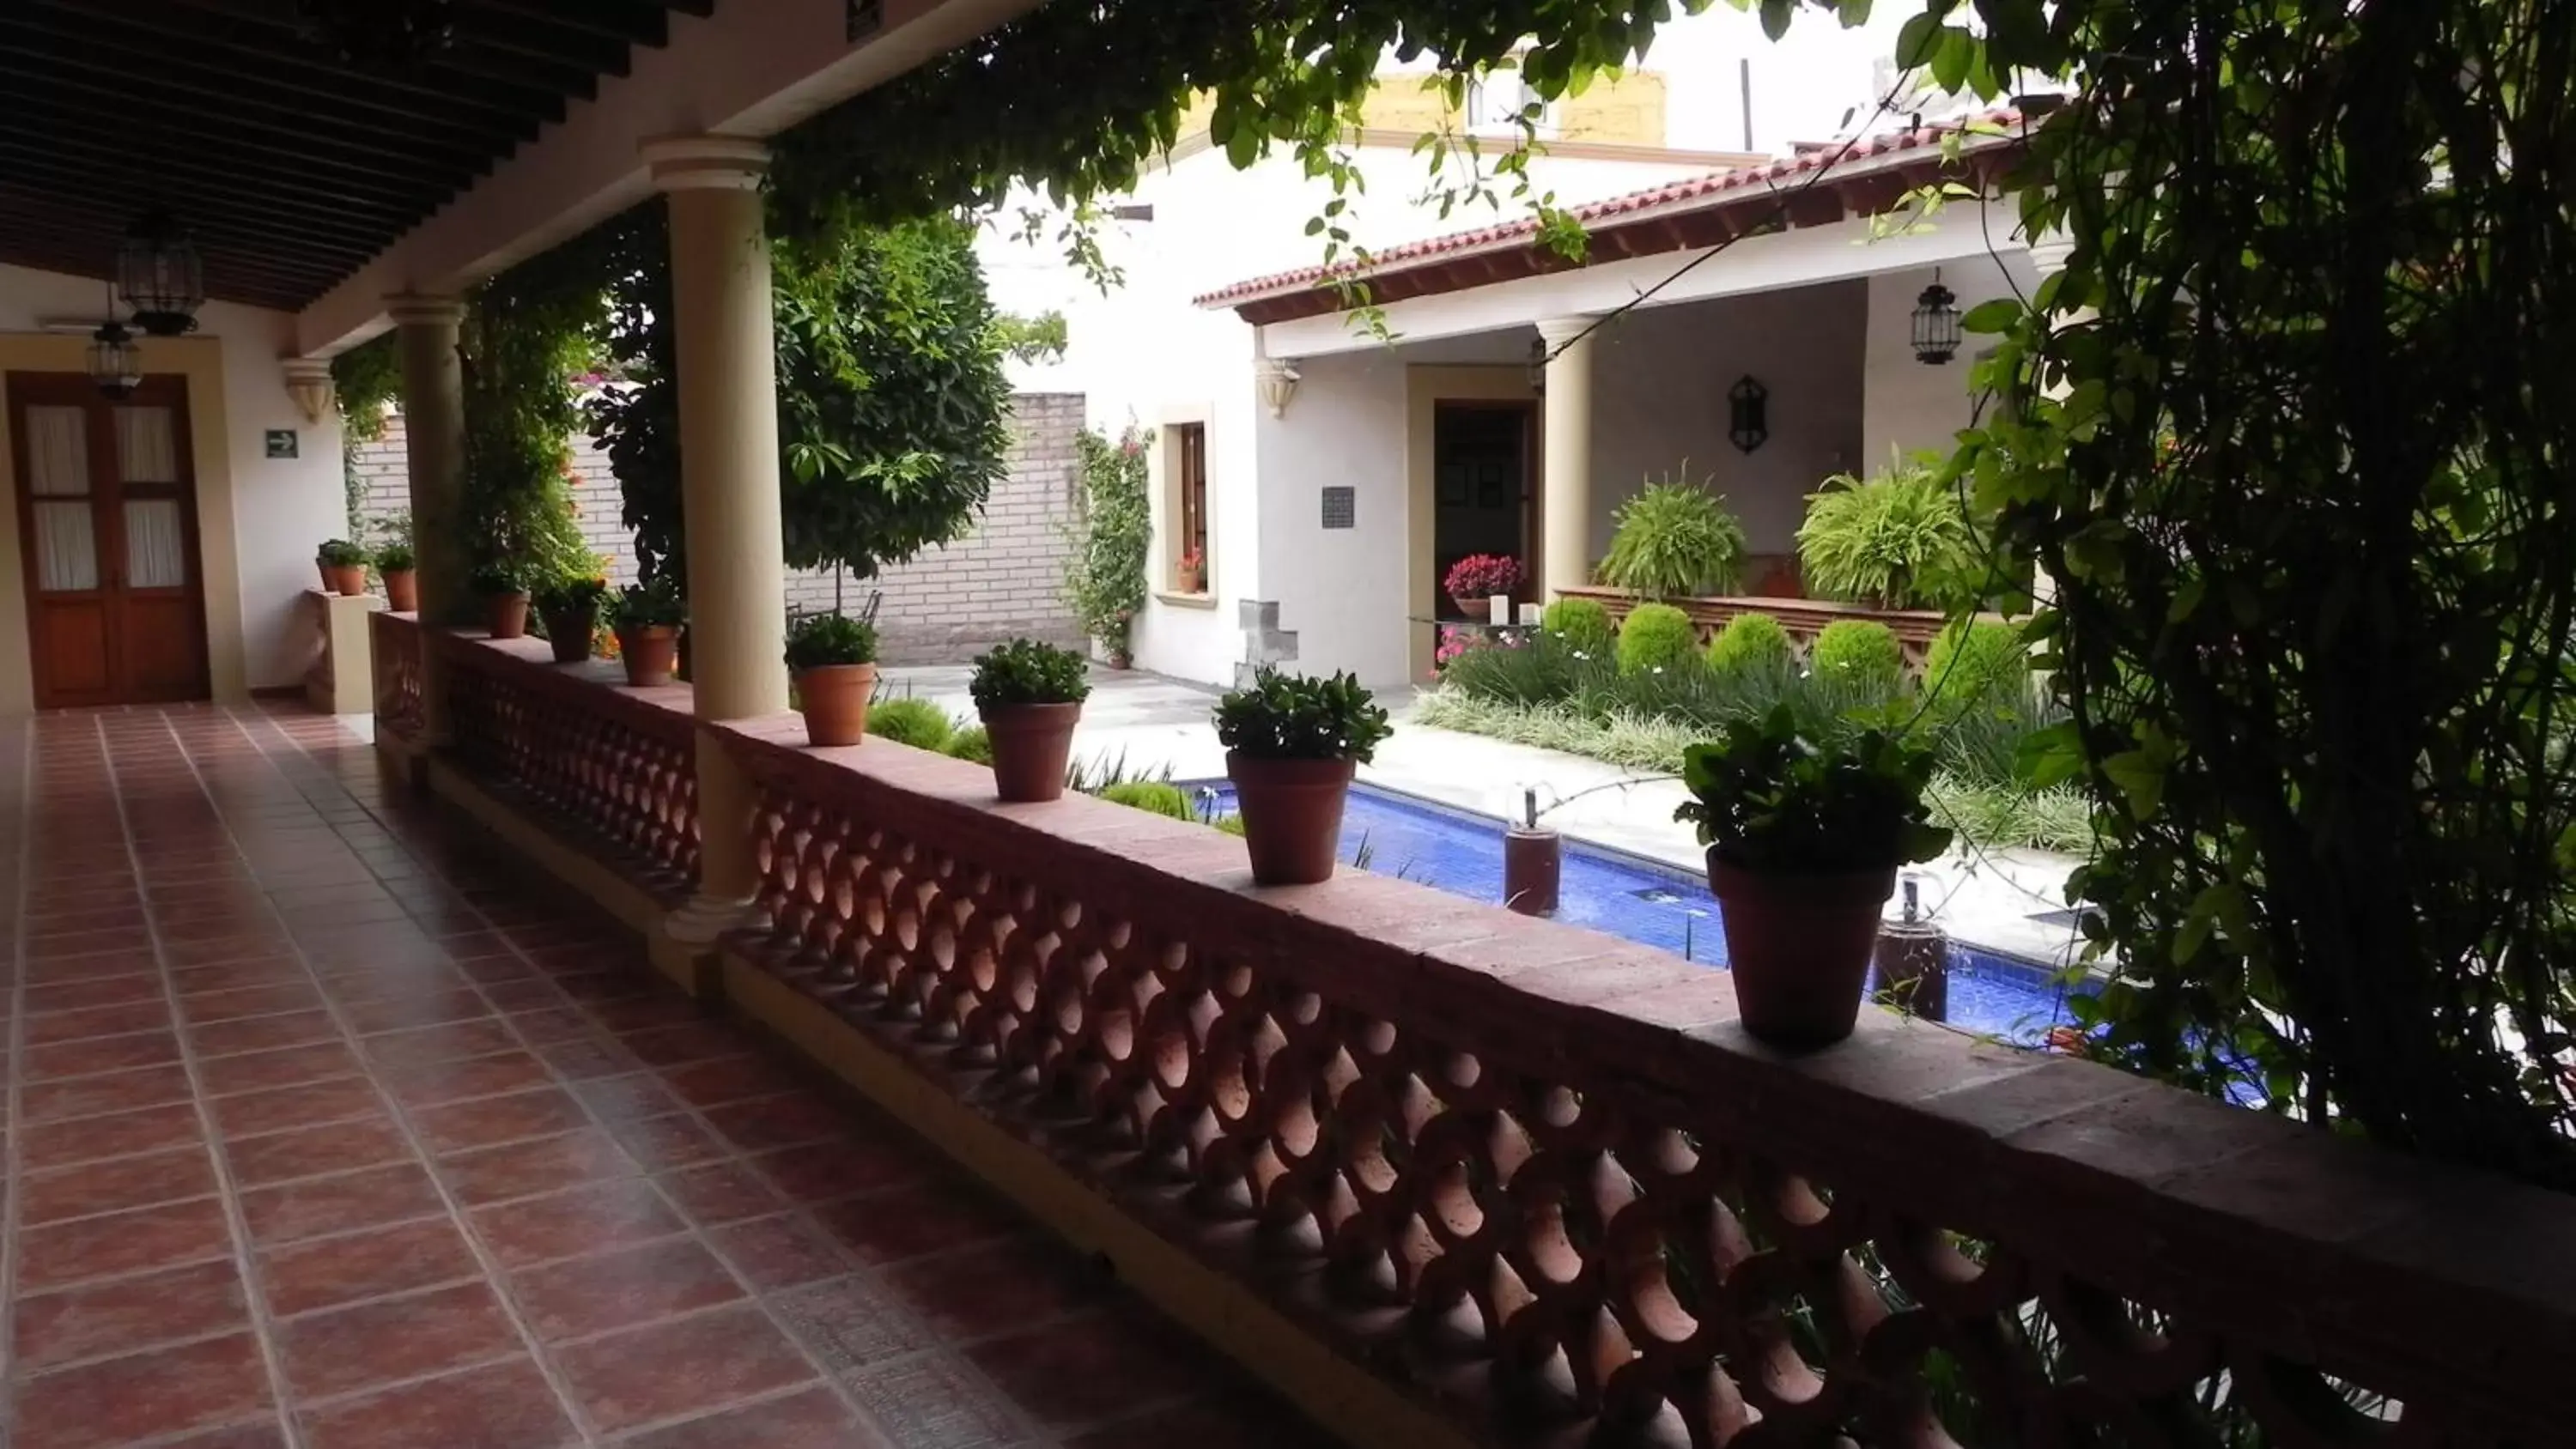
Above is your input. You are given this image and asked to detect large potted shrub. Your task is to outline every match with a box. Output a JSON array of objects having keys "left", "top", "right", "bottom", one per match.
[
  {"left": 1597, "top": 472, "right": 1747, "bottom": 599},
  {"left": 316, "top": 539, "right": 368, "bottom": 597},
  {"left": 374, "top": 543, "right": 417, "bottom": 611},
  {"left": 534, "top": 577, "right": 608, "bottom": 664},
  {"left": 1215, "top": 667, "right": 1392, "bottom": 885},
  {"left": 610, "top": 580, "right": 683, "bottom": 687},
  {"left": 1675, "top": 708, "right": 1951, "bottom": 1047},
  {"left": 471, "top": 563, "right": 529, "bottom": 639},
  {"left": 1443, "top": 554, "right": 1524, "bottom": 620},
  {"left": 784, "top": 613, "right": 877, "bottom": 746},
  {"left": 971, "top": 638, "right": 1091, "bottom": 803},
  {"left": 1794, "top": 452, "right": 1976, "bottom": 609}
]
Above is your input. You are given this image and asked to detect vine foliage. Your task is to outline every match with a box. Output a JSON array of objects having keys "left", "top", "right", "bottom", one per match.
[{"left": 1064, "top": 426, "right": 1151, "bottom": 661}]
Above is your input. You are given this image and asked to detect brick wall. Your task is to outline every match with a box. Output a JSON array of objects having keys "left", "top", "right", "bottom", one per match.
[{"left": 354, "top": 391, "right": 1087, "bottom": 664}]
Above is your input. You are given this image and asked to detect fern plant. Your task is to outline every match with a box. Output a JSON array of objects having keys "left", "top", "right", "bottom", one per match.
[
  {"left": 1596, "top": 469, "right": 1747, "bottom": 599},
  {"left": 1795, "top": 451, "right": 1977, "bottom": 609}
]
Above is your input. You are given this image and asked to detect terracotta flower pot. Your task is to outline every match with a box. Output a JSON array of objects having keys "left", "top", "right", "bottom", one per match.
[
  {"left": 543, "top": 602, "right": 598, "bottom": 664},
  {"left": 1227, "top": 753, "right": 1356, "bottom": 886},
  {"left": 486, "top": 592, "right": 531, "bottom": 640},
  {"left": 382, "top": 569, "right": 418, "bottom": 613},
  {"left": 982, "top": 701, "right": 1081, "bottom": 803},
  {"left": 1105, "top": 650, "right": 1133, "bottom": 670},
  {"left": 1449, "top": 596, "right": 1492, "bottom": 621},
  {"left": 1704, "top": 855, "right": 1896, "bottom": 1049},
  {"left": 1176, "top": 567, "right": 1205, "bottom": 595},
  {"left": 322, "top": 563, "right": 367, "bottom": 597},
  {"left": 796, "top": 663, "right": 876, "bottom": 746},
  {"left": 619, "top": 625, "right": 680, "bottom": 687}
]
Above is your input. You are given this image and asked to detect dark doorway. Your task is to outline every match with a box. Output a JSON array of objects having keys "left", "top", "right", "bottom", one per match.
[{"left": 1431, "top": 400, "right": 1536, "bottom": 614}]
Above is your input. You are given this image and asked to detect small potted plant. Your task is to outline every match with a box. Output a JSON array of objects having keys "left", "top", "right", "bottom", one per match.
[
  {"left": 784, "top": 613, "right": 878, "bottom": 746},
  {"left": 1443, "top": 554, "right": 1524, "bottom": 621},
  {"left": 374, "top": 543, "right": 417, "bottom": 612},
  {"left": 317, "top": 539, "right": 368, "bottom": 597},
  {"left": 1214, "top": 666, "right": 1392, "bottom": 885},
  {"left": 1674, "top": 707, "right": 1952, "bottom": 1048},
  {"left": 970, "top": 639, "right": 1091, "bottom": 802},
  {"left": 534, "top": 577, "right": 608, "bottom": 664},
  {"left": 610, "top": 579, "right": 684, "bottom": 687},
  {"left": 471, "top": 562, "right": 530, "bottom": 639},
  {"left": 1176, "top": 547, "right": 1206, "bottom": 595}
]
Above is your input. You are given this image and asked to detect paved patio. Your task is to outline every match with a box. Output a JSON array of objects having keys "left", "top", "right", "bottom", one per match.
[{"left": 0, "top": 705, "right": 1338, "bottom": 1449}]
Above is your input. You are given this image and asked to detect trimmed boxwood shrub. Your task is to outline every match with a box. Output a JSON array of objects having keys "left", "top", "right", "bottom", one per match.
[
  {"left": 1810, "top": 620, "right": 1905, "bottom": 688},
  {"left": 1540, "top": 597, "right": 1615, "bottom": 656},
  {"left": 1615, "top": 603, "right": 1700, "bottom": 676},
  {"left": 867, "top": 697, "right": 954, "bottom": 750},
  {"left": 1923, "top": 620, "right": 2030, "bottom": 718},
  {"left": 1707, "top": 612, "right": 1794, "bottom": 676}
]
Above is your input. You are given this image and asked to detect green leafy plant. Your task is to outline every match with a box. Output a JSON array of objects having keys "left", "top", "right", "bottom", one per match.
[
  {"left": 1707, "top": 612, "right": 1793, "bottom": 676},
  {"left": 1795, "top": 452, "right": 1978, "bottom": 610},
  {"left": 1212, "top": 811, "right": 1249, "bottom": 838},
  {"left": 1615, "top": 603, "right": 1699, "bottom": 676},
  {"left": 456, "top": 254, "right": 601, "bottom": 609},
  {"left": 317, "top": 539, "right": 367, "bottom": 567},
  {"left": 1065, "top": 749, "right": 1170, "bottom": 794},
  {"left": 1597, "top": 472, "right": 1747, "bottom": 599},
  {"left": 1921, "top": 620, "right": 2031, "bottom": 725},
  {"left": 373, "top": 543, "right": 416, "bottom": 573},
  {"left": 1808, "top": 621, "right": 1904, "bottom": 691},
  {"left": 782, "top": 613, "right": 878, "bottom": 670},
  {"left": 469, "top": 562, "right": 525, "bottom": 597},
  {"left": 1213, "top": 667, "right": 1392, "bottom": 762},
  {"left": 1675, "top": 708, "right": 1951, "bottom": 873},
  {"left": 990, "top": 309, "right": 1069, "bottom": 365},
  {"left": 1064, "top": 425, "right": 1151, "bottom": 658},
  {"left": 532, "top": 577, "right": 608, "bottom": 615},
  {"left": 1099, "top": 780, "right": 1195, "bottom": 820},
  {"left": 969, "top": 639, "right": 1091, "bottom": 710},
  {"left": 610, "top": 580, "right": 684, "bottom": 632},
  {"left": 942, "top": 726, "right": 993, "bottom": 765},
  {"left": 1540, "top": 597, "right": 1614, "bottom": 657},
  {"left": 866, "top": 697, "right": 953, "bottom": 751}
]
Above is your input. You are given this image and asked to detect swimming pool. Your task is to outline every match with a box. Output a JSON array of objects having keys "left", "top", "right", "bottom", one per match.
[{"left": 1193, "top": 780, "right": 2092, "bottom": 1046}]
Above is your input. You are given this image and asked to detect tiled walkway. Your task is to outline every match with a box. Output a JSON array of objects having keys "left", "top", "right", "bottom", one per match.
[{"left": 0, "top": 706, "right": 1340, "bottom": 1449}]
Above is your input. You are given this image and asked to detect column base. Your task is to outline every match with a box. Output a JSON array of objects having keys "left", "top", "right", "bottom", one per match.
[{"left": 665, "top": 891, "right": 761, "bottom": 945}]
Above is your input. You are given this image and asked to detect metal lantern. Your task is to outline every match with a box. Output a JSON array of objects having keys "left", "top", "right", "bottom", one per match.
[
  {"left": 88, "top": 320, "right": 143, "bottom": 400},
  {"left": 1911, "top": 268, "right": 1963, "bottom": 364},
  {"left": 118, "top": 210, "right": 205, "bottom": 337}
]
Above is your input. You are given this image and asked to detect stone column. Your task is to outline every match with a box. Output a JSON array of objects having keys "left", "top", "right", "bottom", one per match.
[
  {"left": 387, "top": 294, "right": 466, "bottom": 741},
  {"left": 643, "top": 135, "right": 789, "bottom": 944},
  {"left": 1534, "top": 316, "right": 1599, "bottom": 599}
]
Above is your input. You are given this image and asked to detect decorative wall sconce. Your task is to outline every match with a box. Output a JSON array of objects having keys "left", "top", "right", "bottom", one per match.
[
  {"left": 1728, "top": 374, "right": 1769, "bottom": 453},
  {"left": 1256, "top": 356, "right": 1301, "bottom": 418},
  {"left": 1912, "top": 267, "right": 1963, "bottom": 364},
  {"left": 284, "top": 359, "right": 335, "bottom": 424}
]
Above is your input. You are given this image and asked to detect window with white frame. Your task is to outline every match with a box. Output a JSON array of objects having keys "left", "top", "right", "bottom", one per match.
[{"left": 1466, "top": 67, "right": 1556, "bottom": 137}]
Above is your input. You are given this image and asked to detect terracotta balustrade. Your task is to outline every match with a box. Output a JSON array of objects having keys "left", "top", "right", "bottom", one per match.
[
  {"left": 368, "top": 610, "right": 427, "bottom": 740},
  {"left": 436, "top": 634, "right": 701, "bottom": 888},
  {"left": 1555, "top": 585, "right": 1970, "bottom": 674},
  {"left": 699, "top": 709, "right": 2575, "bottom": 1449}
]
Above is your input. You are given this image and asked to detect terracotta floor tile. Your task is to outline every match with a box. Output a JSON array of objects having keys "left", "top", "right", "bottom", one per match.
[
  {"left": 571, "top": 1073, "right": 688, "bottom": 1123},
  {"left": 552, "top": 1303, "right": 818, "bottom": 1434},
  {"left": 21, "top": 1144, "right": 220, "bottom": 1224},
  {"left": 374, "top": 1048, "right": 555, "bottom": 1108},
  {"left": 258, "top": 1216, "right": 483, "bottom": 1316},
  {"left": 509, "top": 1236, "right": 745, "bottom": 1342},
  {"left": 769, "top": 1275, "right": 936, "bottom": 1373},
  {"left": 612, "top": 1385, "right": 893, "bottom": 1449},
  {"left": 1063, "top": 1396, "right": 1346, "bottom": 1449},
  {"left": 662, "top": 1053, "right": 807, "bottom": 1108},
  {"left": 296, "top": 1358, "right": 578, "bottom": 1449},
  {"left": 440, "top": 1125, "right": 640, "bottom": 1204},
  {"left": 413, "top": 1087, "right": 590, "bottom": 1155},
  {"left": 658, "top": 1161, "right": 787, "bottom": 1226},
  {"left": 15, "top": 1331, "right": 273, "bottom": 1449},
  {"left": 607, "top": 1112, "right": 732, "bottom": 1172},
  {"left": 964, "top": 1310, "right": 1216, "bottom": 1431},
  {"left": 171, "top": 957, "right": 313, "bottom": 996},
  {"left": 183, "top": 982, "right": 329, "bottom": 1024},
  {"left": 533, "top": 1034, "right": 646, "bottom": 1081},
  {"left": 707, "top": 1213, "right": 853, "bottom": 1292},
  {"left": 364, "top": 1017, "right": 521, "bottom": 1068},
  {"left": 503, "top": 1006, "right": 600, "bottom": 1045},
  {"left": 20, "top": 1058, "right": 195, "bottom": 1119},
  {"left": 197, "top": 1040, "right": 368, "bottom": 1096},
  {"left": 192, "top": 1008, "right": 347, "bottom": 1058},
  {"left": 482, "top": 978, "right": 568, "bottom": 1012},
  {"left": 471, "top": 1178, "right": 690, "bottom": 1267},
  {"left": 841, "top": 1350, "right": 1032, "bottom": 1449},
  {"left": 343, "top": 986, "right": 494, "bottom": 1036},
  {"left": 23, "top": 972, "right": 170, "bottom": 1014},
  {"left": 620, "top": 1021, "right": 758, "bottom": 1068},
  {"left": 16, "top": 1204, "right": 235, "bottom": 1292},
  {"left": 224, "top": 1116, "right": 416, "bottom": 1187},
  {"left": 753, "top": 1138, "right": 933, "bottom": 1203},
  {"left": 702, "top": 1093, "right": 862, "bottom": 1155},
  {"left": 166, "top": 934, "right": 298, "bottom": 968},
  {"left": 22, "top": 1029, "right": 186, "bottom": 1082},
  {"left": 24, "top": 999, "right": 175, "bottom": 1045},
  {"left": 240, "top": 1161, "right": 448, "bottom": 1246},
  {"left": 21, "top": 1099, "right": 205, "bottom": 1168},
  {"left": 14, "top": 1258, "right": 252, "bottom": 1371},
  {"left": 319, "top": 964, "right": 475, "bottom": 1006},
  {"left": 210, "top": 1076, "right": 386, "bottom": 1139},
  {"left": 879, "top": 1235, "right": 1115, "bottom": 1343},
  {"left": 586, "top": 994, "right": 708, "bottom": 1035},
  {"left": 812, "top": 1181, "right": 1029, "bottom": 1268},
  {"left": 144, "top": 1420, "right": 294, "bottom": 1449},
  {"left": 274, "top": 1279, "right": 522, "bottom": 1400}
]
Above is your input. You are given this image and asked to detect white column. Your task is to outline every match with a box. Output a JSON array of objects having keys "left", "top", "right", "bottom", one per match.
[
  {"left": 642, "top": 135, "right": 789, "bottom": 943},
  {"left": 1534, "top": 316, "right": 1598, "bottom": 599}
]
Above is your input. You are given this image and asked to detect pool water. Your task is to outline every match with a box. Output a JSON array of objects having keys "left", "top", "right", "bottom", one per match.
[{"left": 1194, "top": 781, "right": 2093, "bottom": 1046}]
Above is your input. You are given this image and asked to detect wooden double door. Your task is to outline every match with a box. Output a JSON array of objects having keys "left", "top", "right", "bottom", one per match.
[{"left": 8, "top": 373, "right": 212, "bottom": 707}]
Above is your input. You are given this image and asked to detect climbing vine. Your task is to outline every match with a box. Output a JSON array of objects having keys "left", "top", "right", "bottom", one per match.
[
  {"left": 456, "top": 245, "right": 603, "bottom": 591},
  {"left": 1064, "top": 426, "right": 1151, "bottom": 662},
  {"left": 330, "top": 332, "right": 402, "bottom": 535}
]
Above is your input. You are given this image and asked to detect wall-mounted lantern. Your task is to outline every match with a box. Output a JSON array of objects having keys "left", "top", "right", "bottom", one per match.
[
  {"left": 1911, "top": 267, "right": 1963, "bottom": 364},
  {"left": 118, "top": 210, "right": 206, "bottom": 337},
  {"left": 1728, "top": 374, "right": 1769, "bottom": 453},
  {"left": 1256, "top": 356, "right": 1301, "bottom": 419}
]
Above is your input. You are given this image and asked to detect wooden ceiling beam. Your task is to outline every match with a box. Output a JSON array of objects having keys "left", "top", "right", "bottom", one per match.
[
  {"left": 157, "top": 0, "right": 607, "bottom": 100},
  {"left": 0, "top": 197, "right": 384, "bottom": 279},
  {"left": 0, "top": 222, "right": 341, "bottom": 294},
  {"left": 0, "top": 129, "right": 442, "bottom": 214},
  {"left": 465, "top": 0, "right": 675, "bottom": 48},
  {"left": 0, "top": 68, "right": 486, "bottom": 185},
  {"left": 0, "top": 165, "right": 410, "bottom": 255}
]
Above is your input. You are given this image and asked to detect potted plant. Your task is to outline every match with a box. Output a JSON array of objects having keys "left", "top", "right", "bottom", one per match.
[
  {"left": 1598, "top": 470, "right": 1749, "bottom": 600},
  {"left": 1443, "top": 554, "right": 1523, "bottom": 621},
  {"left": 471, "top": 562, "right": 530, "bottom": 639},
  {"left": 1176, "top": 547, "right": 1206, "bottom": 595},
  {"left": 1214, "top": 667, "right": 1392, "bottom": 885},
  {"left": 317, "top": 539, "right": 368, "bottom": 597},
  {"left": 610, "top": 579, "right": 684, "bottom": 686},
  {"left": 374, "top": 543, "right": 417, "bottom": 612},
  {"left": 534, "top": 577, "right": 608, "bottom": 664},
  {"left": 1674, "top": 707, "right": 1952, "bottom": 1048},
  {"left": 970, "top": 639, "right": 1091, "bottom": 802},
  {"left": 784, "top": 613, "right": 878, "bottom": 746}
]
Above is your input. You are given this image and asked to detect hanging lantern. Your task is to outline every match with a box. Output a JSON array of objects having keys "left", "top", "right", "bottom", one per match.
[
  {"left": 1911, "top": 268, "right": 1963, "bottom": 365},
  {"left": 297, "top": 0, "right": 455, "bottom": 71},
  {"left": 88, "top": 320, "right": 143, "bottom": 400},
  {"left": 118, "top": 211, "right": 206, "bottom": 337}
]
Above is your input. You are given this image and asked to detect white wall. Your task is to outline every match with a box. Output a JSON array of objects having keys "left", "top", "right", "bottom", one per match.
[
  {"left": 1859, "top": 255, "right": 2036, "bottom": 465},
  {"left": 1251, "top": 349, "right": 1413, "bottom": 688},
  {"left": 0, "top": 261, "right": 346, "bottom": 707}
]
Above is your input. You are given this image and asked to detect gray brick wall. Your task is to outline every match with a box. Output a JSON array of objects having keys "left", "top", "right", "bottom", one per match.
[{"left": 355, "top": 391, "right": 1086, "bottom": 664}]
